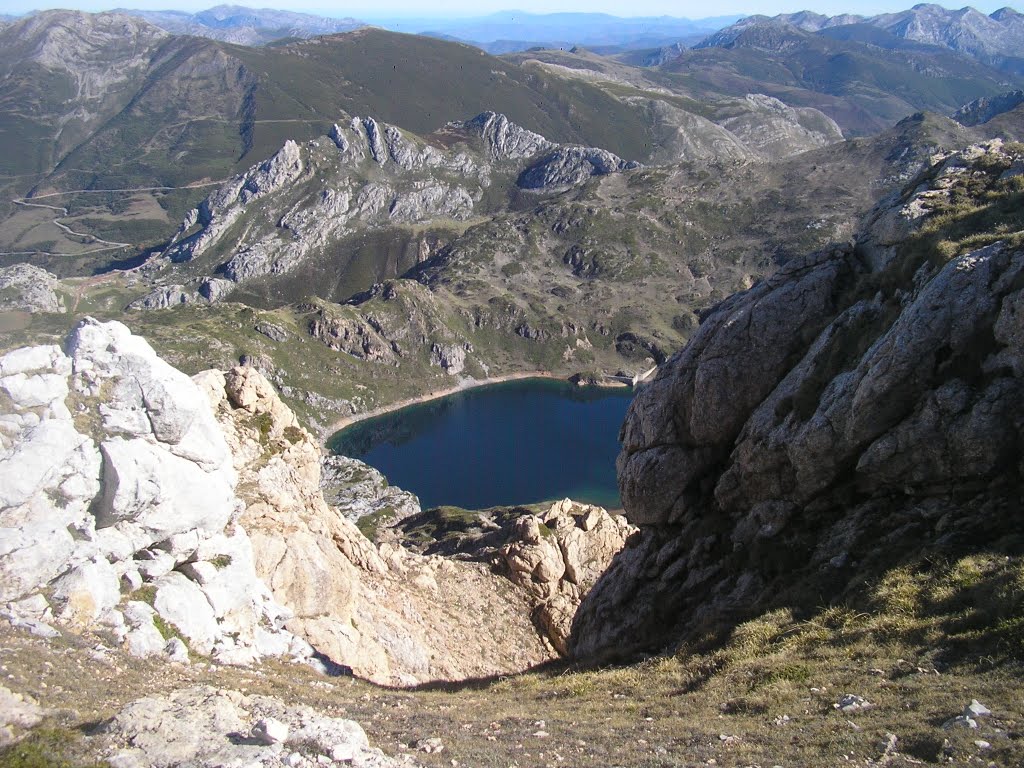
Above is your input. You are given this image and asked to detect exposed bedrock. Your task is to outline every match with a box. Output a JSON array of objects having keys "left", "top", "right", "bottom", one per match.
[{"left": 571, "top": 143, "right": 1024, "bottom": 660}]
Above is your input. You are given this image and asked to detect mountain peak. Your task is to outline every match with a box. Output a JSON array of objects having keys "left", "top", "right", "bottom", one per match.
[{"left": 991, "top": 7, "right": 1022, "bottom": 20}]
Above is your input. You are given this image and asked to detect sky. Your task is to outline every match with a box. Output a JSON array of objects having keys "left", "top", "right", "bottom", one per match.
[{"left": 0, "top": 1, "right": 1017, "bottom": 19}]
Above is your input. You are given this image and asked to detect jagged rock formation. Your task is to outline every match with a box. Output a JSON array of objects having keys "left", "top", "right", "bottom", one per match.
[
  {"left": 193, "top": 362, "right": 558, "bottom": 685},
  {"left": 126, "top": 284, "right": 195, "bottom": 310},
  {"left": 320, "top": 455, "right": 421, "bottom": 525},
  {"left": 465, "top": 111, "right": 553, "bottom": 160},
  {"left": 518, "top": 147, "right": 640, "bottom": 190},
  {"left": 954, "top": 89, "right": 1024, "bottom": 126},
  {"left": 499, "top": 500, "right": 635, "bottom": 654},
  {"left": 0, "top": 265, "right": 65, "bottom": 313},
  {"left": 156, "top": 113, "right": 638, "bottom": 288},
  {"left": 100, "top": 686, "right": 401, "bottom": 768},
  {"left": 0, "top": 319, "right": 302, "bottom": 665},
  {"left": 391, "top": 500, "right": 635, "bottom": 655},
  {"left": 571, "top": 140, "right": 1024, "bottom": 660}
]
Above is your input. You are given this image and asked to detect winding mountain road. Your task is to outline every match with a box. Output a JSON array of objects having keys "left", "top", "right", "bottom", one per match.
[{"left": 0, "top": 180, "right": 228, "bottom": 258}]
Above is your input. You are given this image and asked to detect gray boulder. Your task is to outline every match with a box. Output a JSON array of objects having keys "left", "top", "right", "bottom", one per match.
[
  {"left": 101, "top": 686, "right": 401, "bottom": 768},
  {"left": 518, "top": 146, "right": 640, "bottom": 190},
  {"left": 0, "top": 264, "right": 65, "bottom": 314},
  {"left": 127, "top": 285, "right": 193, "bottom": 310}
]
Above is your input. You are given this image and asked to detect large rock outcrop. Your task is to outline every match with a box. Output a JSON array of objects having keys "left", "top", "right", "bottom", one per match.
[
  {"left": 0, "top": 264, "right": 66, "bottom": 314},
  {"left": 1, "top": 318, "right": 628, "bottom": 685},
  {"left": 571, "top": 141, "right": 1024, "bottom": 659},
  {"left": 499, "top": 500, "right": 634, "bottom": 655},
  {"left": 0, "top": 319, "right": 301, "bottom": 665}
]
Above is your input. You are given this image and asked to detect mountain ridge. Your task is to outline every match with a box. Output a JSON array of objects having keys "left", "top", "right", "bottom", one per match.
[
  {"left": 114, "top": 4, "right": 364, "bottom": 46},
  {"left": 698, "top": 4, "right": 1024, "bottom": 73}
]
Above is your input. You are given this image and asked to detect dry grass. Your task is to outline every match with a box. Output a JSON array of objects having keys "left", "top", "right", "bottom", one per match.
[{"left": 2, "top": 550, "right": 1023, "bottom": 767}]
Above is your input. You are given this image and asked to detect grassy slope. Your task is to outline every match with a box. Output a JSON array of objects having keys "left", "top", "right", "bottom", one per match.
[
  {"left": 40, "top": 27, "right": 663, "bottom": 199},
  {"left": 661, "top": 30, "right": 1024, "bottom": 137},
  {"left": 0, "top": 546, "right": 1021, "bottom": 767}
]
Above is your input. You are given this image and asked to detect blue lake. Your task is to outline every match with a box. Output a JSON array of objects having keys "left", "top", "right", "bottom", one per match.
[{"left": 327, "top": 378, "right": 633, "bottom": 510}]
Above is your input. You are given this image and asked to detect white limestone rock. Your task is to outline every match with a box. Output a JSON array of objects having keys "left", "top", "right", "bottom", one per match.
[
  {"left": 153, "top": 572, "right": 219, "bottom": 655},
  {"left": 0, "top": 685, "right": 44, "bottom": 746},
  {"left": 123, "top": 601, "right": 166, "bottom": 658},
  {"left": 251, "top": 717, "right": 289, "bottom": 745},
  {"left": 51, "top": 558, "right": 121, "bottom": 627},
  {"left": 0, "top": 264, "right": 66, "bottom": 314},
  {"left": 100, "top": 686, "right": 397, "bottom": 768},
  {"left": 164, "top": 637, "right": 189, "bottom": 663},
  {"left": 97, "top": 436, "right": 237, "bottom": 538},
  {"left": 127, "top": 285, "right": 194, "bottom": 311}
]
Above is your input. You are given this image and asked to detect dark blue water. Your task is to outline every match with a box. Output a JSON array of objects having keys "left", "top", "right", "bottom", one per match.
[{"left": 327, "top": 378, "right": 633, "bottom": 509}]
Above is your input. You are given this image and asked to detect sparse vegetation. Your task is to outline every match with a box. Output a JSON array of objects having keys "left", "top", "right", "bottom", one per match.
[
  {"left": 0, "top": 727, "right": 106, "bottom": 768},
  {"left": 902, "top": 142, "right": 1024, "bottom": 265},
  {"left": 7, "top": 548, "right": 1023, "bottom": 767}
]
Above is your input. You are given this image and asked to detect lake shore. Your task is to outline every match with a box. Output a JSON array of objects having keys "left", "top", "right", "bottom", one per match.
[{"left": 322, "top": 370, "right": 629, "bottom": 441}]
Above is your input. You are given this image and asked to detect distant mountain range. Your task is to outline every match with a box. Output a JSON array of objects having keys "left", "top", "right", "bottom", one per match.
[
  {"left": 382, "top": 11, "right": 744, "bottom": 54},
  {"left": 113, "top": 4, "right": 363, "bottom": 46},
  {"left": 698, "top": 3, "right": 1024, "bottom": 73},
  {"left": 0, "top": 5, "right": 1021, "bottom": 451},
  {"left": 107, "top": 6, "right": 741, "bottom": 52}
]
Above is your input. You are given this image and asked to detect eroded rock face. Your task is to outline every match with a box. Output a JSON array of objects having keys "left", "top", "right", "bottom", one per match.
[
  {"left": 320, "top": 455, "right": 421, "bottom": 526},
  {"left": 127, "top": 285, "right": 194, "bottom": 310},
  {"left": 518, "top": 147, "right": 640, "bottom": 190},
  {"left": 571, "top": 142, "right": 1024, "bottom": 660},
  {"left": 155, "top": 112, "right": 640, "bottom": 288},
  {"left": 1, "top": 319, "right": 625, "bottom": 684},
  {"left": 464, "top": 111, "right": 554, "bottom": 160},
  {"left": 200, "top": 364, "right": 555, "bottom": 685},
  {"left": 0, "top": 319, "right": 300, "bottom": 666},
  {"left": 499, "top": 500, "right": 635, "bottom": 654}
]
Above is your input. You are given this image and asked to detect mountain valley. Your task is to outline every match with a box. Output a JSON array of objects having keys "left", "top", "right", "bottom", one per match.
[{"left": 1, "top": 4, "right": 1023, "bottom": 768}]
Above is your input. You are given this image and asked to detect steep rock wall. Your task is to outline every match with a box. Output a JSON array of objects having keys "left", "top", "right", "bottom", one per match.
[{"left": 571, "top": 141, "right": 1024, "bottom": 659}]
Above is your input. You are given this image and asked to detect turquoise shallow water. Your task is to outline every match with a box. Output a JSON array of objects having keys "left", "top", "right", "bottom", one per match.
[{"left": 327, "top": 378, "right": 634, "bottom": 510}]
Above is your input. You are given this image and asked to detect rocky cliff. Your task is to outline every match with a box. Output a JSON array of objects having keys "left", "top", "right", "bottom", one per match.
[
  {"left": 954, "top": 89, "right": 1024, "bottom": 126},
  {"left": 571, "top": 139, "right": 1024, "bottom": 659}
]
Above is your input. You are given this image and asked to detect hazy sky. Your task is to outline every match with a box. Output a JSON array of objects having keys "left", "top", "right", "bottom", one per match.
[{"left": 2, "top": 1, "right": 1017, "bottom": 19}]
